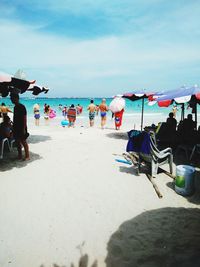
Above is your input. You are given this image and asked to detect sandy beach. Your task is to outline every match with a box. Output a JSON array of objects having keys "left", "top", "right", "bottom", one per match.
[{"left": 0, "top": 115, "right": 200, "bottom": 267}]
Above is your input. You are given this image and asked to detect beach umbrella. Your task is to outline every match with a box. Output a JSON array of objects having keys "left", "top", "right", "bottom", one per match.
[
  {"left": 153, "top": 85, "right": 200, "bottom": 127},
  {"left": 0, "top": 72, "right": 36, "bottom": 97},
  {"left": 27, "top": 84, "right": 49, "bottom": 95},
  {"left": 14, "top": 69, "right": 26, "bottom": 80},
  {"left": 123, "top": 90, "right": 154, "bottom": 131},
  {"left": 109, "top": 96, "right": 125, "bottom": 113}
]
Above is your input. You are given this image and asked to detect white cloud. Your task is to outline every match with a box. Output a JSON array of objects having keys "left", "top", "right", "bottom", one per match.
[{"left": 0, "top": 18, "right": 200, "bottom": 96}]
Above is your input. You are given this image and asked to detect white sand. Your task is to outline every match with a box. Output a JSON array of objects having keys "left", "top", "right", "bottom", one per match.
[{"left": 0, "top": 115, "right": 200, "bottom": 267}]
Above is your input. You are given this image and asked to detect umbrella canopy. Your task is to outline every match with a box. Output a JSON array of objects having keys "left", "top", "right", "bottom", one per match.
[
  {"left": 153, "top": 85, "right": 200, "bottom": 128},
  {"left": 0, "top": 71, "right": 49, "bottom": 97},
  {"left": 27, "top": 85, "right": 49, "bottom": 95},
  {"left": 0, "top": 72, "right": 36, "bottom": 97},
  {"left": 123, "top": 90, "right": 154, "bottom": 130},
  {"left": 154, "top": 85, "right": 200, "bottom": 107}
]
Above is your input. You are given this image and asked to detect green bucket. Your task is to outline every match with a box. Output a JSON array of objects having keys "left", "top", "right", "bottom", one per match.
[{"left": 175, "top": 165, "right": 195, "bottom": 196}]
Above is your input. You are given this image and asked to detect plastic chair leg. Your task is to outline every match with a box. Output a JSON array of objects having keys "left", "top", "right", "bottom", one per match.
[{"left": 0, "top": 138, "right": 9, "bottom": 159}]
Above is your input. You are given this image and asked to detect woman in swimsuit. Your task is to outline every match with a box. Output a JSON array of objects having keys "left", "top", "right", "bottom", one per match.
[
  {"left": 99, "top": 98, "right": 109, "bottom": 129},
  {"left": 33, "top": 103, "right": 40, "bottom": 126}
]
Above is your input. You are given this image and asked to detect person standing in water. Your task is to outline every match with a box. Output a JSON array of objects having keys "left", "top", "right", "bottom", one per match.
[
  {"left": 67, "top": 104, "right": 77, "bottom": 127},
  {"left": 99, "top": 98, "right": 109, "bottom": 129},
  {"left": 87, "top": 99, "right": 96, "bottom": 127},
  {"left": 33, "top": 103, "right": 40, "bottom": 126}
]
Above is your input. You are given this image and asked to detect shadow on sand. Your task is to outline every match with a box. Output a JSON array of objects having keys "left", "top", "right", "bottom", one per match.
[
  {"left": 0, "top": 150, "right": 42, "bottom": 172},
  {"left": 105, "top": 207, "right": 200, "bottom": 267},
  {"left": 28, "top": 134, "right": 51, "bottom": 144},
  {"left": 106, "top": 132, "right": 128, "bottom": 140}
]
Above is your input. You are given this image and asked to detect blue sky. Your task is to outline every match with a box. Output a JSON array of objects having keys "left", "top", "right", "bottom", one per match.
[{"left": 0, "top": 0, "right": 200, "bottom": 97}]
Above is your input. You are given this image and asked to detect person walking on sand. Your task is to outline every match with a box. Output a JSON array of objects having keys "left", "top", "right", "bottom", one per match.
[
  {"left": 33, "top": 103, "right": 40, "bottom": 126},
  {"left": 0, "top": 102, "right": 12, "bottom": 120},
  {"left": 114, "top": 109, "right": 124, "bottom": 130},
  {"left": 67, "top": 104, "right": 77, "bottom": 127},
  {"left": 10, "top": 93, "right": 30, "bottom": 160},
  {"left": 87, "top": 99, "right": 96, "bottom": 127},
  {"left": 99, "top": 98, "right": 109, "bottom": 129}
]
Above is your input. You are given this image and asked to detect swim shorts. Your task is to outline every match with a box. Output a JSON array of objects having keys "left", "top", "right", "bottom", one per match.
[
  {"left": 89, "top": 112, "right": 95, "bottom": 120},
  {"left": 101, "top": 112, "right": 107, "bottom": 117}
]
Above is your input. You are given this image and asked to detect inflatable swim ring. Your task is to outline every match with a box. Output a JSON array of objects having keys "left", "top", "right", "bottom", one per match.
[
  {"left": 49, "top": 110, "right": 56, "bottom": 118},
  {"left": 61, "top": 120, "right": 69, "bottom": 126}
]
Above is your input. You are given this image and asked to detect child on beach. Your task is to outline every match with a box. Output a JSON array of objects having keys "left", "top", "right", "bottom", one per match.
[
  {"left": 99, "top": 99, "right": 109, "bottom": 129},
  {"left": 62, "top": 106, "right": 68, "bottom": 120}
]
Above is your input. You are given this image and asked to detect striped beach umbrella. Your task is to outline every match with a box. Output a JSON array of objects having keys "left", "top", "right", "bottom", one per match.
[
  {"left": 27, "top": 84, "right": 49, "bottom": 95},
  {"left": 123, "top": 90, "right": 154, "bottom": 131},
  {"left": 153, "top": 85, "right": 200, "bottom": 127}
]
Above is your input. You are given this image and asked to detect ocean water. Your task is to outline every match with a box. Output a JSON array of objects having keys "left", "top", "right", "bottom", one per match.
[
  {"left": 1, "top": 97, "right": 173, "bottom": 115},
  {"left": 1, "top": 97, "right": 199, "bottom": 122}
]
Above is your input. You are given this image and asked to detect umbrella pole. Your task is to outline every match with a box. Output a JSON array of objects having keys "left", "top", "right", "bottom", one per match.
[
  {"left": 181, "top": 103, "right": 185, "bottom": 120},
  {"left": 195, "top": 102, "right": 197, "bottom": 130},
  {"left": 141, "top": 98, "right": 144, "bottom": 131}
]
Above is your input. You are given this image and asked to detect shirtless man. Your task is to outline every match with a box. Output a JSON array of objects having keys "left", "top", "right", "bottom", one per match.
[
  {"left": 87, "top": 100, "right": 96, "bottom": 127},
  {"left": 99, "top": 98, "right": 109, "bottom": 129},
  {"left": 0, "top": 102, "right": 12, "bottom": 120}
]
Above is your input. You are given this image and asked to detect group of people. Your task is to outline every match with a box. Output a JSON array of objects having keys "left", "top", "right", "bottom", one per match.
[
  {"left": 33, "top": 103, "right": 58, "bottom": 125},
  {"left": 87, "top": 98, "right": 124, "bottom": 129},
  {"left": 54, "top": 99, "right": 124, "bottom": 129},
  {"left": 60, "top": 104, "right": 83, "bottom": 119},
  {"left": 156, "top": 109, "right": 198, "bottom": 147}
]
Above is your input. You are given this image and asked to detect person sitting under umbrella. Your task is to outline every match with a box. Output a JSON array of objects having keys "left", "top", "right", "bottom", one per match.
[
  {"left": 166, "top": 112, "right": 177, "bottom": 132},
  {"left": 178, "top": 114, "right": 196, "bottom": 144}
]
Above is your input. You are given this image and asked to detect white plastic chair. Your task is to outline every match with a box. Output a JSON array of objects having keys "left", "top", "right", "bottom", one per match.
[
  {"left": 0, "top": 138, "right": 11, "bottom": 159},
  {"left": 190, "top": 144, "right": 200, "bottom": 161}
]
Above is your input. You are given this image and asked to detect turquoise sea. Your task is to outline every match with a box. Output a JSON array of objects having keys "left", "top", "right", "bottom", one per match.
[{"left": 1, "top": 97, "right": 199, "bottom": 120}]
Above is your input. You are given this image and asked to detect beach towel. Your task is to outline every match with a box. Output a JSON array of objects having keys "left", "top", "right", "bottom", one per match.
[{"left": 126, "top": 130, "right": 151, "bottom": 155}]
